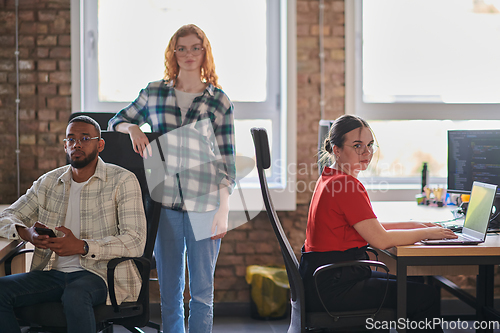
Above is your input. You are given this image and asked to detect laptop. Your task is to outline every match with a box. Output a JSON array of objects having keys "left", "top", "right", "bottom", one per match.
[{"left": 422, "top": 181, "right": 498, "bottom": 245}]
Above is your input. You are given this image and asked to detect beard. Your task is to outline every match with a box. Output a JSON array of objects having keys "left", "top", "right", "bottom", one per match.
[{"left": 67, "top": 148, "right": 98, "bottom": 169}]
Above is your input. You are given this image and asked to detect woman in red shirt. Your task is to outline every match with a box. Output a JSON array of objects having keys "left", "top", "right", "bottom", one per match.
[{"left": 299, "top": 115, "right": 456, "bottom": 332}]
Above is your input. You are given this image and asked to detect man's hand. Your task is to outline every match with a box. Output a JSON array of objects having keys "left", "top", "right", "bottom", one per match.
[
  {"left": 46, "top": 226, "right": 86, "bottom": 256},
  {"left": 16, "top": 222, "right": 52, "bottom": 249}
]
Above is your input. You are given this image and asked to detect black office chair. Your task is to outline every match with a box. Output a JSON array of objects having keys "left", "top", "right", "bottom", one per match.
[
  {"left": 5, "top": 131, "right": 163, "bottom": 333},
  {"left": 250, "top": 127, "right": 396, "bottom": 332},
  {"left": 69, "top": 110, "right": 161, "bottom": 306}
]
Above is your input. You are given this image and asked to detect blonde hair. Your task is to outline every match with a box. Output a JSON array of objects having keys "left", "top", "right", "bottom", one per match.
[{"left": 163, "top": 24, "right": 221, "bottom": 89}]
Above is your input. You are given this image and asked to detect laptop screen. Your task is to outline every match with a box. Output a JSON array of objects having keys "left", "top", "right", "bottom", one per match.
[{"left": 463, "top": 181, "right": 498, "bottom": 233}]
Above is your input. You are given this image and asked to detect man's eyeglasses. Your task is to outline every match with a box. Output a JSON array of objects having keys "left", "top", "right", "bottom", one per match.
[
  {"left": 63, "top": 136, "right": 99, "bottom": 146},
  {"left": 346, "top": 142, "right": 379, "bottom": 155},
  {"left": 174, "top": 45, "right": 204, "bottom": 57}
]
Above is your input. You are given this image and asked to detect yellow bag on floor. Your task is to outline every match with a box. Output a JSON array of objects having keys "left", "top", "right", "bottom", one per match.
[{"left": 245, "top": 265, "right": 290, "bottom": 319}]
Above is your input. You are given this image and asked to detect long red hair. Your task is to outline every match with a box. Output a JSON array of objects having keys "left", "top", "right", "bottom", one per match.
[{"left": 163, "top": 24, "right": 221, "bottom": 89}]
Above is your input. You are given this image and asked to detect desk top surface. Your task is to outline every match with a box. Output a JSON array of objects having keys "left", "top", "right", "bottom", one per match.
[
  {"left": 372, "top": 201, "right": 500, "bottom": 257},
  {"left": 371, "top": 201, "right": 460, "bottom": 224},
  {"left": 385, "top": 234, "right": 500, "bottom": 257}
]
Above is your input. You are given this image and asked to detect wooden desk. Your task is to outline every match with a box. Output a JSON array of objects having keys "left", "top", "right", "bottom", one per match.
[
  {"left": 379, "top": 237, "right": 500, "bottom": 333},
  {"left": 372, "top": 202, "right": 500, "bottom": 333}
]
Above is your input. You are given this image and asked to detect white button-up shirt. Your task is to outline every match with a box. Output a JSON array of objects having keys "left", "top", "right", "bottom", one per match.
[{"left": 0, "top": 158, "right": 147, "bottom": 305}]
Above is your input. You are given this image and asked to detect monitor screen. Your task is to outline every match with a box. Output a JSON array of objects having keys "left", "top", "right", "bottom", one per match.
[{"left": 448, "top": 130, "right": 500, "bottom": 196}]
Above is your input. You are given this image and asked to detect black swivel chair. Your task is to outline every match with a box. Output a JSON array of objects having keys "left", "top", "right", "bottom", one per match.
[
  {"left": 5, "top": 131, "right": 163, "bottom": 333},
  {"left": 69, "top": 111, "right": 162, "bottom": 332},
  {"left": 250, "top": 127, "right": 396, "bottom": 332}
]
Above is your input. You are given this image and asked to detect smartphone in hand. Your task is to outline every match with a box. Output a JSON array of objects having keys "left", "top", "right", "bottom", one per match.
[{"left": 34, "top": 227, "right": 57, "bottom": 238}]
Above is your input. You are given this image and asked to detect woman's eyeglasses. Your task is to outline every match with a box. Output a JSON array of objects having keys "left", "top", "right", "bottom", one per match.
[
  {"left": 345, "top": 142, "right": 379, "bottom": 155},
  {"left": 174, "top": 45, "right": 204, "bottom": 57},
  {"left": 63, "top": 136, "right": 99, "bottom": 146}
]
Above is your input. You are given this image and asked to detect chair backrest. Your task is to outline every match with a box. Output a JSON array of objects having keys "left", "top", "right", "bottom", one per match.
[
  {"left": 100, "top": 131, "right": 162, "bottom": 261},
  {"left": 251, "top": 127, "right": 306, "bottom": 332},
  {"left": 99, "top": 131, "right": 163, "bottom": 328},
  {"left": 68, "top": 112, "right": 115, "bottom": 130},
  {"left": 67, "top": 113, "right": 162, "bottom": 261}
]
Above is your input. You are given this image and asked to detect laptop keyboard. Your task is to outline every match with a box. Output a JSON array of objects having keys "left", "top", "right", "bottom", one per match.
[{"left": 439, "top": 233, "right": 474, "bottom": 242}]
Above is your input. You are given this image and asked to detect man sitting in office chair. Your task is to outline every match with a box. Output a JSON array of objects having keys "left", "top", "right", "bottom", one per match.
[{"left": 0, "top": 116, "right": 147, "bottom": 333}]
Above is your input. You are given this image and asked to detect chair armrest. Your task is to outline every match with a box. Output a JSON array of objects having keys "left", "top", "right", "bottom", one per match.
[
  {"left": 366, "top": 247, "right": 379, "bottom": 260},
  {"left": 366, "top": 247, "right": 381, "bottom": 270},
  {"left": 107, "top": 256, "right": 150, "bottom": 312},
  {"left": 312, "top": 260, "right": 390, "bottom": 319},
  {"left": 313, "top": 259, "right": 389, "bottom": 275},
  {"left": 3, "top": 241, "right": 34, "bottom": 276}
]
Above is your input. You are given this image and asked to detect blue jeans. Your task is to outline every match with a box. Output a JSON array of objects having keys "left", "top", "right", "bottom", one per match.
[
  {"left": 154, "top": 208, "right": 220, "bottom": 333},
  {"left": 0, "top": 269, "right": 107, "bottom": 333}
]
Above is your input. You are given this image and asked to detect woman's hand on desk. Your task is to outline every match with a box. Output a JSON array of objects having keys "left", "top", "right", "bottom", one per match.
[
  {"left": 425, "top": 226, "right": 458, "bottom": 240},
  {"left": 356, "top": 219, "right": 458, "bottom": 249}
]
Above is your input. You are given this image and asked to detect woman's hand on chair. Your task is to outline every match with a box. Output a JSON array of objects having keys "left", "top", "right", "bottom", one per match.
[
  {"left": 128, "top": 125, "right": 152, "bottom": 158},
  {"left": 115, "top": 123, "right": 152, "bottom": 158}
]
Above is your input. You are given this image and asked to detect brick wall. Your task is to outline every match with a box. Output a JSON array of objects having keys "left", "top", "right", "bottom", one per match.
[
  {"left": 296, "top": 0, "right": 345, "bottom": 205},
  {"left": 0, "top": 0, "right": 348, "bottom": 305},
  {"left": 0, "top": 0, "right": 70, "bottom": 204}
]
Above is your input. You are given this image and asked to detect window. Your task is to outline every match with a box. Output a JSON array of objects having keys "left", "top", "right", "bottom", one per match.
[
  {"left": 361, "top": 119, "right": 500, "bottom": 180},
  {"left": 345, "top": 0, "right": 500, "bottom": 199},
  {"left": 70, "top": 0, "right": 297, "bottom": 210},
  {"left": 347, "top": 0, "right": 500, "bottom": 120}
]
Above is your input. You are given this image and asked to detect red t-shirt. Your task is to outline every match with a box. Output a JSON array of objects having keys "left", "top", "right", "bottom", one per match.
[{"left": 304, "top": 167, "right": 377, "bottom": 252}]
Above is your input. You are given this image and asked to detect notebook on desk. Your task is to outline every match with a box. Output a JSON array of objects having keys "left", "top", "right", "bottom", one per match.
[{"left": 422, "top": 181, "right": 498, "bottom": 245}]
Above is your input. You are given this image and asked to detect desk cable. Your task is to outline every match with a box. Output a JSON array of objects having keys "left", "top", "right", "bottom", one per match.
[{"left": 433, "top": 215, "right": 465, "bottom": 225}]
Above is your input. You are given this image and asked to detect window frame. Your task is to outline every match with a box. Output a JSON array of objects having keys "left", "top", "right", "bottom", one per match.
[{"left": 70, "top": 0, "right": 297, "bottom": 211}]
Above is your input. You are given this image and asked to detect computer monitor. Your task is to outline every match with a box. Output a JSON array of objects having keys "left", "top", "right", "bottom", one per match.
[
  {"left": 447, "top": 129, "right": 500, "bottom": 196},
  {"left": 448, "top": 129, "right": 500, "bottom": 230}
]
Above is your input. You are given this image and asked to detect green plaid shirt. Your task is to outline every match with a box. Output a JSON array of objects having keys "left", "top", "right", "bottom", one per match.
[
  {"left": 108, "top": 80, "right": 236, "bottom": 212},
  {"left": 0, "top": 158, "right": 147, "bottom": 305}
]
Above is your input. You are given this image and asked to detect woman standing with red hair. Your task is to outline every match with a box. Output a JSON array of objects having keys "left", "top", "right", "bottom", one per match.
[{"left": 108, "top": 24, "right": 235, "bottom": 333}]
